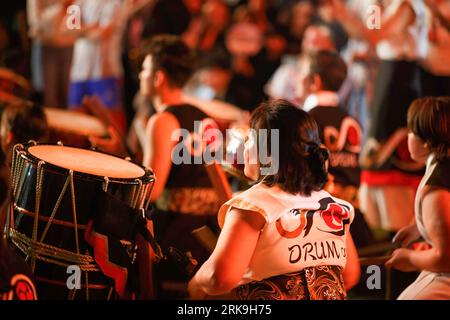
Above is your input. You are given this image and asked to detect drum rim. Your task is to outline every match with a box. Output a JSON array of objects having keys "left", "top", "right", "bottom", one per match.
[
  {"left": 44, "top": 107, "right": 109, "bottom": 138},
  {"left": 15, "top": 142, "right": 155, "bottom": 185}
]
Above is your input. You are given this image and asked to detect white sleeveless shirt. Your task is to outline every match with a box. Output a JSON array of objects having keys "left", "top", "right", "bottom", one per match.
[{"left": 218, "top": 182, "right": 355, "bottom": 285}]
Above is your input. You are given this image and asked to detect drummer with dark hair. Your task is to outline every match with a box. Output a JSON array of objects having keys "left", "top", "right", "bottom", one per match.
[
  {"left": 139, "top": 35, "right": 221, "bottom": 298},
  {"left": 299, "top": 50, "right": 374, "bottom": 251}
]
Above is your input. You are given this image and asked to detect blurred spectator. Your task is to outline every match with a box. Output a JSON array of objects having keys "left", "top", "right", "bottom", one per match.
[
  {"left": 182, "top": 0, "right": 230, "bottom": 54},
  {"left": 233, "top": 0, "right": 272, "bottom": 33},
  {"left": 224, "top": 22, "right": 277, "bottom": 111},
  {"left": 122, "top": 0, "right": 156, "bottom": 127},
  {"left": 68, "top": 0, "right": 127, "bottom": 131},
  {"left": 265, "top": 24, "right": 335, "bottom": 105},
  {"left": 0, "top": 0, "right": 29, "bottom": 76},
  {"left": 185, "top": 49, "right": 233, "bottom": 101},
  {"left": 142, "top": 0, "right": 191, "bottom": 38},
  {"left": 420, "top": 0, "right": 450, "bottom": 96},
  {"left": 332, "top": 0, "right": 428, "bottom": 238},
  {"left": 339, "top": 0, "right": 378, "bottom": 145},
  {"left": 277, "top": 0, "right": 315, "bottom": 55},
  {"left": 27, "top": 0, "right": 75, "bottom": 108}
]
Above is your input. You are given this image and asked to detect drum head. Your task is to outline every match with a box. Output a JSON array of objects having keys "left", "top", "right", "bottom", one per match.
[
  {"left": 28, "top": 145, "right": 145, "bottom": 179},
  {"left": 44, "top": 108, "right": 108, "bottom": 137}
]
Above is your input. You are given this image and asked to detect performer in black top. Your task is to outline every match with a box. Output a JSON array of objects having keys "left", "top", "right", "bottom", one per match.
[
  {"left": 332, "top": 0, "right": 428, "bottom": 235},
  {"left": 139, "top": 35, "right": 221, "bottom": 298},
  {"left": 300, "top": 50, "right": 374, "bottom": 250}
]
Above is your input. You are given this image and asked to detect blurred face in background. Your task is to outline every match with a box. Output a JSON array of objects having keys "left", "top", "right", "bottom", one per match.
[
  {"left": 301, "top": 25, "right": 335, "bottom": 53},
  {"left": 198, "top": 67, "right": 232, "bottom": 96},
  {"left": 248, "top": 0, "right": 266, "bottom": 12},
  {"left": 139, "top": 55, "right": 156, "bottom": 98},
  {"left": 290, "top": 1, "right": 315, "bottom": 38},
  {"left": 203, "top": 0, "right": 230, "bottom": 30},
  {"left": 407, "top": 132, "right": 430, "bottom": 164}
]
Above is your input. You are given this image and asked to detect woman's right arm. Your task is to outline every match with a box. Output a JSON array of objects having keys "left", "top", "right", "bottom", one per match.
[
  {"left": 188, "top": 208, "right": 266, "bottom": 298},
  {"left": 408, "top": 189, "right": 450, "bottom": 273},
  {"left": 387, "top": 188, "right": 450, "bottom": 273}
]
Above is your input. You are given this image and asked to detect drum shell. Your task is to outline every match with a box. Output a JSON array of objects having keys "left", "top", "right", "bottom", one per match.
[{"left": 10, "top": 145, "right": 154, "bottom": 299}]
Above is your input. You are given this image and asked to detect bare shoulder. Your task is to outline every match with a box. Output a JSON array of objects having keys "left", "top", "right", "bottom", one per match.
[
  {"left": 422, "top": 187, "right": 450, "bottom": 220},
  {"left": 227, "top": 207, "right": 267, "bottom": 231},
  {"left": 146, "top": 111, "right": 180, "bottom": 135}
]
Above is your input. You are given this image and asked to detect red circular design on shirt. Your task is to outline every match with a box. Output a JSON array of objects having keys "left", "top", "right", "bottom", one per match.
[
  {"left": 12, "top": 277, "right": 37, "bottom": 300},
  {"left": 347, "top": 126, "right": 360, "bottom": 146}
]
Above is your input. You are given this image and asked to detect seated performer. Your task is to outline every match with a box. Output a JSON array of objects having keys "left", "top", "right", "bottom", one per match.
[
  {"left": 139, "top": 35, "right": 221, "bottom": 297},
  {"left": 301, "top": 50, "right": 374, "bottom": 249},
  {"left": 332, "top": 0, "right": 428, "bottom": 235},
  {"left": 386, "top": 97, "right": 450, "bottom": 299},
  {"left": 188, "top": 100, "right": 360, "bottom": 300}
]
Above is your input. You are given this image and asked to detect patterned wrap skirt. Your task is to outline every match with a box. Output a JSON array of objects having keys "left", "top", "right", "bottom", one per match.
[{"left": 233, "top": 265, "right": 347, "bottom": 300}]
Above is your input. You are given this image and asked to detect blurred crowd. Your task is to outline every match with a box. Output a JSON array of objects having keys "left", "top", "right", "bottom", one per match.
[
  {"left": 1, "top": 0, "right": 450, "bottom": 300},
  {"left": 0, "top": 1, "right": 448, "bottom": 123}
]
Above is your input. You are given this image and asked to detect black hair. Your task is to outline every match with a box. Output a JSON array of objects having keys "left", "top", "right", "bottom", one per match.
[
  {"left": 308, "top": 50, "right": 347, "bottom": 92},
  {"left": 407, "top": 97, "right": 450, "bottom": 161},
  {"left": 198, "top": 49, "right": 232, "bottom": 71},
  {"left": 142, "top": 34, "right": 195, "bottom": 88},
  {"left": 251, "top": 99, "right": 329, "bottom": 195}
]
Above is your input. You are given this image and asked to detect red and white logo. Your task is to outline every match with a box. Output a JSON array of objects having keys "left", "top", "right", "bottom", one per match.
[{"left": 324, "top": 117, "right": 362, "bottom": 153}]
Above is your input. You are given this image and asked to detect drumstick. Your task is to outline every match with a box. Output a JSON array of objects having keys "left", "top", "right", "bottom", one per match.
[
  {"left": 182, "top": 94, "right": 249, "bottom": 123},
  {"left": 81, "top": 96, "right": 124, "bottom": 135},
  {"left": 357, "top": 241, "right": 401, "bottom": 257},
  {"left": 192, "top": 226, "right": 218, "bottom": 253},
  {"left": 359, "top": 256, "right": 391, "bottom": 266},
  {"left": 221, "top": 163, "right": 253, "bottom": 183}
]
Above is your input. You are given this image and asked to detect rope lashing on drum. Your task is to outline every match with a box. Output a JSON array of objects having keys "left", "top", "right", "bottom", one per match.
[
  {"left": 7, "top": 143, "right": 25, "bottom": 240},
  {"left": 11, "top": 144, "right": 26, "bottom": 201},
  {"left": 69, "top": 170, "right": 81, "bottom": 258},
  {"left": 9, "top": 228, "right": 99, "bottom": 271},
  {"left": 29, "top": 160, "right": 44, "bottom": 272},
  {"left": 84, "top": 249, "right": 90, "bottom": 300},
  {"left": 39, "top": 176, "right": 70, "bottom": 243},
  {"left": 11, "top": 144, "right": 20, "bottom": 197}
]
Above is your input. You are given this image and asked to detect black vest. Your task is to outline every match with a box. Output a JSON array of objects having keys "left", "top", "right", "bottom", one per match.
[
  {"left": 165, "top": 104, "right": 218, "bottom": 189},
  {"left": 426, "top": 158, "right": 450, "bottom": 191},
  {"left": 309, "top": 106, "right": 362, "bottom": 187}
]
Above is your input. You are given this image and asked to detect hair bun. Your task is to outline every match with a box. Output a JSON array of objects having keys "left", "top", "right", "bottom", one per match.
[
  {"left": 307, "top": 144, "right": 329, "bottom": 160},
  {"left": 317, "top": 145, "right": 330, "bottom": 161}
]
